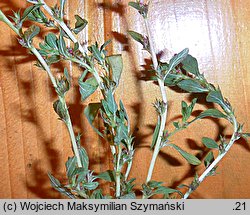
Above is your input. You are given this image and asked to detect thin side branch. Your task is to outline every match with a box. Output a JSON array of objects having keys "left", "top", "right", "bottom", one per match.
[{"left": 183, "top": 115, "right": 239, "bottom": 199}]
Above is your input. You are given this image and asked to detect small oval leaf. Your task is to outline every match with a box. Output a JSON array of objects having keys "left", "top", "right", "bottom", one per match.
[{"left": 202, "top": 137, "right": 218, "bottom": 149}]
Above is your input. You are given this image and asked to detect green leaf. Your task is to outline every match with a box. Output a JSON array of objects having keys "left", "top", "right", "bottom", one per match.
[
  {"left": 106, "top": 90, "right": 118, "bottom": 114},
  {"left": 197, "top": 109, "right": 227, "bottom": 120},
  {"left": 169, "top": 144, "right": 201, "bottom": 165},
  {"left": 79, "top": 77, "right": 98, "bottom": 101},
  {"left": 202, "top": 137, "right": 218, "bottom": 149},
  {"left": 83, "top": 182, "right": 99, "bottom": 190},
  {"left": 79, "top": 147, "right": 89, "bottom": 170},
  {"left": 173, "top": 121, "right": 181, "bottom": 129},
  {"left": 24, "top": 25, "right": 40, "bottom": 45},
  {"left": 181, "top": 98, "right": 197, "bottom": 122},
  {"left": 153, "top": 186, "right": 183, "bottom": 197},
  {"left": 74, "top": 167, "right": 88, "bottom": 184},
  {"left": 148, "top": 180, "right": 163, "bottom": 188},
  {"left": 97, "top": 170, "right": 115, "bottom": 182},
  {"left": 57, "top": 32, "right": 69, "bottom": 57},
  {"left": 181, "top": 54, "right": 200, "bottom": 76},
  {"left": 242, "top": 133, "right": 250, "bottom": 141},
  {"left": 89, "top": 44, "right": 103, "bottom": 62},
  {"left": 128, "top": 2, "right": 142, "bottom": 11},
  {"left": 119, "top": 100, "right": 129, "bottom": 122},
  {"left": 127, "top": 31, "right": 145, "bottom": 47},
  {"left": 164, "top": 73, "right": 183, "bottom": 86},
  {"left": 90, "top": 189, "right": 104, "bottom": 199},
  {"left": 66, "top": 156, "right": 77, "bottom": 179},
  {"left": 45, "top": 33, "right": 58, "bottom": 49},
  {"left": 84, "top": 103, "right": 103, "bottom": 137},
  {"left": 206, "top": 89, "right": 225, "bottom": 107},
  {"left": 204, "top": 151, "right": 214, "bottom": 168},
  {"left": 120, "top": 193, "right": 136, "bottom": 199},
  {"left": 100, "top": 39, "right": 112, "bottom": 51},
  {"left": 53, "top": 99, "right": 67, "bottom": 121},
  {"left": 73, "top": 15, "right": 88, "bottom": 34},
  {"left": 48, "top": 172, "right": 75, "bottom": 199},
  {"left": 128, "top": 2, "right": 148, "bottom": 18},
  {"left": 151, "top": 116, "right": 160, "bottom": 150},
  {"left": 114, "top": 123, "right": 128, "bottom": 144},
  {"left": 21, "top": 4, "right": 43, "bottom": 23},
  {"left": 167, "top": 48, "right": 189, "bottom": 74},
  {"left": 106, "top": 55, "right": 123, "bottom": 87},
  {"left": 177, "top": 79, "right": 208, "bottom": 93}
]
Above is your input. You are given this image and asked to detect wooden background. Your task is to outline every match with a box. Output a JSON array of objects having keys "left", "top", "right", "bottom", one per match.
[{"left": 0, "top": 0, "right": 250, "bottom": 198}]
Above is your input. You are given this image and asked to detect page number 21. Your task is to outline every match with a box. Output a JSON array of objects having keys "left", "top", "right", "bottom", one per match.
[{"left": 233, "top": 202, "right": 246, "bottom": 211}]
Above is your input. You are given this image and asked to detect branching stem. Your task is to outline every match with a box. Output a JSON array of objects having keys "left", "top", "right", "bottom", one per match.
[
  {"left": 144, "top": 19, "right": 168, "bottom": 185},
  {"left": 38, "top": 0, "right": 86, "bottom": 54},
  {"left": 183, "top": 115, "right": 239, "bottom": 199},
  {"left": 0, "top": 10, "right": 82, "bottom": 168}
]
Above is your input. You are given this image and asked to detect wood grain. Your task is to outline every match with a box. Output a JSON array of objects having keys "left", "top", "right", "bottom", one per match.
[{"left": 0, "top": 0, "right": 249, "bottom": 198}]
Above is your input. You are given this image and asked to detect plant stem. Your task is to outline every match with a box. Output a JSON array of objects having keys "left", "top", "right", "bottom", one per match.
[
  {"left": 59, "top": 97, "right": 83, "bottom": 168},
  {"left": 0, "top": 10, "right": 20, "bottom": 35},
  {"left": 144, "top": 19, "right": 168, "bottom": 184},
  {"left": 38, "top": 0, "right": 86, "bottom": 55},
  {"left": 182, "top": 115, "right": 239, "bottom": 199},
  {"left": 115, "top": 145, "right": 122, "bottom": 198},
  {"left": 0, "top": 10, "right": 83, "bottom": 168},
  {"left": 30, "top": 47, "right": 58, "bottom": 88}
]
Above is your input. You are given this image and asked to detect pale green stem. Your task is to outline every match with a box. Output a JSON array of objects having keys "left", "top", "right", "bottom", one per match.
[
  {"left": 116, "top": 145, "right": 122, "bottom": 198},
  {"left": 125, "top": 160, "right": 133, "bottom": 180},
  {"left": 183, "top": 115, "right": 239, "bottom": 199},
  {"left": 144, "top": 18, "right": 168, "bottom": 186},
  {"left": 0, "top": 10, "right": 20, "bottom": 35},
  {"left": 0, "top": 10, "right": 83, "bottom": 168}
]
